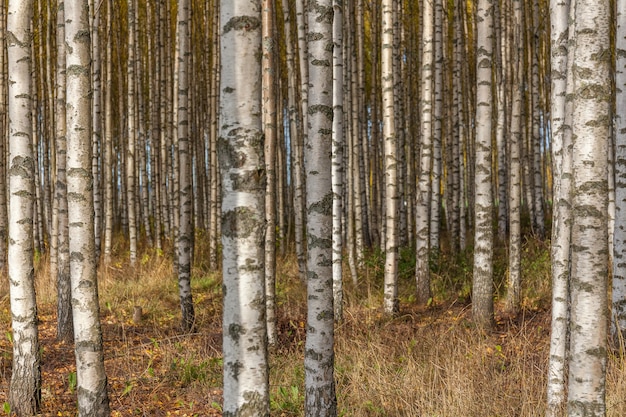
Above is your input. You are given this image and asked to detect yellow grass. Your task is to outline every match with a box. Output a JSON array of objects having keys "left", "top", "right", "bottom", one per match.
[{"left": 0, "top": 236, "right": 625, "bottom": 416}]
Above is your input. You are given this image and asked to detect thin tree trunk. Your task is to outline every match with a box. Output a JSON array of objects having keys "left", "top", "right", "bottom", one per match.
[
  {"left": 416, "top": 0, "right": 434, "bottom": 305},
  {"left": 0, "top": 0, "right": 6, "bottom": 273},
  {"left": 56, "top": 0, "right": 73, "bottom": 343},
  {"left": 614, "top": 0, "right": 626, "bottom": 346},
  {"left": 304, "top": 1, "right": 337, "bottom": 414},
  {"left": 546, "top": 0, "right": 572, "bottom": 414},
  {"left": 66, "top": 0, "right": 110, "bottom": 413},
  {"left": 263, "top": 0, "right": 278, "bottom": 344},
  {"left": 176, "top": 0, "right": 195, "bottom": 332},
  {"left": 505, "top": 0, "right": 523, "bottom": 316},
  {"left": 472, "top": 0, "right": 495, "bottom": 329},
  {"left": 127, "top": 0, "right": 138, "bottom": 265},
  {"left": 7, "top": 0, "right": 41, "bottom": 413},
  {"left": 332, "top": 0, "right": 344, "bottom": 322},
  {"left": 382, "top": 0, "right": 399, "bottom": 315},
  {"left": 92, "top": 0, "right": 102, "bottom": 259},
  {"left": 103, "top": 0, "right": 114, "bottom": 264},
  {"left": 430, "top": 0, "right": 443, "bottom": 253}
]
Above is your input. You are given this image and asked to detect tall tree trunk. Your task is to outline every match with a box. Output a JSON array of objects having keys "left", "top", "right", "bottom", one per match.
[
  {"left": 567, "top": 0, "right": 610, "bottom": 414},
  {"left": 382, "top": 0, "right": 399, "bottom": 315},
  {"left": 505, "top": 0, "right": 523, "bottom": 316},
  {"left": 430, "top": 0, "right": 443, "bottom": 253},
  {"left": 127, "top": 0, "right": 138, "bottom": 265},
  {"left": 176, "top": 0, "right": 195, "bottom": 332},
  {"left": 66, "top": 0, "right": 110, "bottom": 413},
  {"left": 209, "top": 5, "right": 220, "bottom": 269},
  {"left": 332, "top": 0, "right": 344, "bottom": 322},
  {"left": 103, "top": 0, "right": 114, "bottom": 264},
  {"left": 547, "top": 0, "right": 572, "bottom": 414},
  {"left": 472, "top": 0, "right": 495, "bottom": 329},
  {"left": 219, "top": 1, "right": 270, "bottom": 414},
  {"left": 56, "top": 0, "right": 73, "bottom": 343},
  {"left": 0, "top": 0, "right": 6, "bottom": 273},
  {"left": 263, "top": 0, "right": 278, "bottom": 344},
  {"left": 7, "top": 0, "right": 41, "bottom": 413},
  {"left": 304, "top": 1, "right": 337, "bottom": 415},
  {"left": 92, "top": 0, "right": 102, "bottom": 259},
  {"left": 293, "top": 0, "right": 308, "bottom": 282},
  {"left": 614, "top": 0, "right": 626, "bottom": 346},
  {"left": 416, "top": 0, "right": 434, "bottom": 306}
]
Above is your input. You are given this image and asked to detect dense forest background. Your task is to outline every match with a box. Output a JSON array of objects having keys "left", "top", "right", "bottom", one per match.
[{"left": 0, "top": 0, "right": 622, "bottom": 415}]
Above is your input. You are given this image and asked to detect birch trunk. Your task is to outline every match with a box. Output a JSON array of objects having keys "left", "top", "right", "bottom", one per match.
[
  {"left": 304, "top": 1, "right": 337, "bottom": 414},
  {"left": 127, "top": 0, "right": 138, "bottom": 265},
  {"left": 416, "top": 0, "right": 433, "bottom": 305},
  {"left": 7, "top": 0, "right": 41, "bottom": 413},
  {"left": 103, "top": 0, "right": 114, "bottom": 264},
  {"left": 472, "top": 0, "right": 495, "bottom": 329},
  {"left": 263, "top": 0, "right": 278, "bottom": 344},
  {"left": 66, "top": 0, "right": 110, "bottom": 413},
  {"left": 567, "top": 0, "right": 610, "bottom": 414},
  {"left": 332, "top": 0, "right": 344, "bottom": 321},
  {"left": 547, "top": 0, "right": 572, "bottom": 414},
  {"left": 219, "top": 1, "right": 269, "bottom": 414},
  {"left": 56, "top": 0, "right": 73, "bottom": 343},
  {"left": 382, "top": 0, "right": 399, "bottom": 315},
  {"left": 613, "top": 0, "right": 626, "bottom": 345},
  {"left": 176, "top": 0, "right": 195, "bottom": 332}
]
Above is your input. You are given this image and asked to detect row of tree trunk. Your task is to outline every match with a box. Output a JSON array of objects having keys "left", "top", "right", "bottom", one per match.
[{"left": 2, "top": 0, "right": 620, "bottom": 415}]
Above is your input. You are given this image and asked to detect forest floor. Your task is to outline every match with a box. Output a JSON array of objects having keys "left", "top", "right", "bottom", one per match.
[{"left": 1, "top": 237, "right": 626, "bottom": 416}]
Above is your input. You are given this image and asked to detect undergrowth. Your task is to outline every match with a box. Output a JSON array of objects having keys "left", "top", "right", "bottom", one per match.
[{"left": 0, "top": 234, "right": 624, "bottom": 416}]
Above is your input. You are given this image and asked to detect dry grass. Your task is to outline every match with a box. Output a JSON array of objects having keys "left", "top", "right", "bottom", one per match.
[{"left": 0, "top": 236, "right": 625, "bottom": 416}]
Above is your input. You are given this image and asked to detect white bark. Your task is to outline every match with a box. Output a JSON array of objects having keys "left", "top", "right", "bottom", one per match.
[
  {"left": 382, "top": 0, "right": 399, "bottom": 315},
  {"left": 416, "top": 0, "right": 434, "bottom": 306},
  {"left": 127, "top": 0, "right": 138, "bottom": 265},
  {"left": 304, "top": 1, "right": 337, "bottom": 415},
  {"left": 219, "top": 1, "right": 269, "bottom": 414},
  {"left": 7, "top": 0, "right": 41, "bottom": 413},
  {"left": 505, "top": 0, "right": 523, "bottom": 315},
  {"left": 547, "top": 0, "right": 572, "bottom": 414},
  {"left": 262, "top": 0, "right": 277, "bottom": 343},
  {"left": 472, "top": 0, "right": 495, "bottom": 329},
  {"left": 56, "top": 0, "right": 73, "bottom": 343},
  {"left": 103, "top": 0, "right": 114, "bottom": 264},
  {"left": 430, "top": 0, "right": 443, "bottom": 252},
  {"left": 613, "top": 0, "right": 626, "bottom": 344},
  {"left": 567, "top": 0, "right": 610, "bottom": 414},
  {"left": 176, "top": 0, "right": 195, "bottom": 332},
  {"left": 66, "top": 0, "right": 110, "bottom": 414},
  {"left": 332, "top": 0, "right": 344, "bottom": 321}
]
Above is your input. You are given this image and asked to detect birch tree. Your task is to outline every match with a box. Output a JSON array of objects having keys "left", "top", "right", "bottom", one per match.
[
  {"left": 472, "top": 0, "right": 495, "bottom": 329},
  {"left": 176, "top": 0, "right": 195, "bottom": 332},
  {"left": 547, "top": 0, "right": 572, "bottom": 413},
  {"left": 127, "top": 0, "right": 138, "bottom": 265},
  {"left": 55, "top": 0, "right": 73, "bottom": 343},
  {"left": 219, "top": 0, "right": 269, "bottom": 414},
  {"left": 304, "top": 0, "right": 337, "bottom": 414},
  {"left": 382, "top": 0, "right": 399, "bottom": 315},
  {"left": 66, "top": 0, "right": 110, "bottom": 413},
  {"left": 613, "top": 0, "right": 626, "bottom": 344},
  {"left": 567, "top": 0, "right": 610, "bottom": 414},
  {"left": 7, "top": 0, "right": 41, "bottom": 413},
  {"left": 416, "top": 0, "right": 434, "bottom": 306},
  {"left": 331, "top": 0, "right": 344, "bottom": 322},
  {"left": 263, "top": 0, "right": 278, "bottom": 343},
  {"left": 0, "top": 0, "right": 6, "bottom": 274}
]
